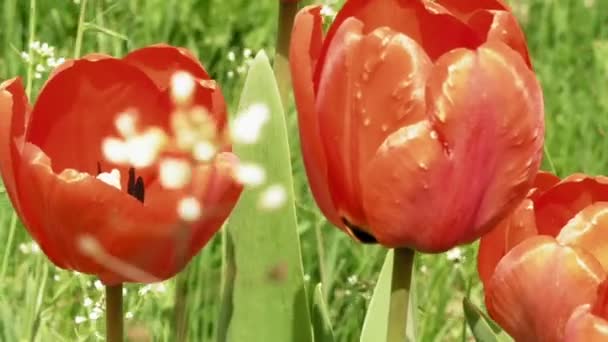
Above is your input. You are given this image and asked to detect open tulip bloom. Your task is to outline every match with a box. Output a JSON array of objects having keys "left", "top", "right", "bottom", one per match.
[
  {"left": 290, "top": 0, "right": 545, "bottom": 252},
  {"left": 0, "top": 45, "right": 242, "bottom": 285},
  {"left": 479, "top": 173, "right": 608, "bottom": 341}
]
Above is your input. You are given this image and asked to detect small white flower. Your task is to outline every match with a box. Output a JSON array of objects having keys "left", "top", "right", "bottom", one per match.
[
  {"left": 115, "top": 110, "right": 138, "bottom": 138},
  {"left": 446, "top": 247, "right": 463, "bottom": 262},
  {"left": 231, "top": 104, "right": 270, "bottom": 144},
  {"left": 227, "top": 71, "right": 235, "bottom": 79},
  {"left": 177, "top": 197, "right": 202, "bottom": 222},
  {"left": 258, "top": 184, "right": 286, "bottom": 210},
  {"left": 347, "top": 275, "right": 358, "bottom": 285},
  {"left": 102, "top": 138, "right": 129, "bottom": 164},
  {"left": 243, "top": 48, "right": 252, "bottom": 59},
  {"left": 192, "top": 141, "right": 217, "bottom": 162},
  {"left": 234, "top": 163, "right": 265, "bottom": 186},
  {"left": 138, "top": 285, "right": 152, "bottom": 296},
  {"left": 227, "top": 51, "right": 236, "bottom": 62},
  {"left": 75, "top": 316, "right": 87, "bottom": 324},
  {"left": 125, "top": 312, "right": 134, "bottom": 320},
  {"left": 170, "top": 71, "right": 196, "bottom": 105},
  {"left": 83, "top": 297, "right": 94, "bottom": 307},
  {"left": 94, "top": 280, "right": 104, "bottom": 291},
  {"left": 159, "top": 158, "right": 192, "bottom": 189},
  {"left": 126, "top": 128, "right": 168, "bottom": 168}
]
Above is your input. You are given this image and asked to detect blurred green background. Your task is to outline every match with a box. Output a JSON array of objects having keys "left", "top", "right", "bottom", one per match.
[{"left": 1, "top": 0, "right": 607, "bottom": 341}]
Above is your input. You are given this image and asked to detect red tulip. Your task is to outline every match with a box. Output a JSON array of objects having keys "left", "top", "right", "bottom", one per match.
[
  {"left": 480, "top": 174, "right": 608, "bottom": 340},
  {"left": 290, "top": 0, "right": 544, "bottom": 251},
  {"left": 0, "top": 44, "right": 242, "bottom": 284}
]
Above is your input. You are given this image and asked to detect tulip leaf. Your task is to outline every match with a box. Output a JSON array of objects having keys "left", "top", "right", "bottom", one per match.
[
  {"left": 311, "top": 283, "right": 335, "bottom": 342},
  {"left": 360, "top": 250, "right": 417, "bottom": 342},
  {"left": 219, "top": 50, "right": 313, "bottom": 342},
  {"left": 463, "top": 297, "right": 513, "bottom": 342}
]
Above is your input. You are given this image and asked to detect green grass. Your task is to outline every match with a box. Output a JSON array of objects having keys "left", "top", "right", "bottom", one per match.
[{"left": 1, "top": 0, "right": 607, "bottom": 341}]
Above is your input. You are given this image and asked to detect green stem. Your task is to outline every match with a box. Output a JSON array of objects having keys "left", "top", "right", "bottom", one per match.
[
  {"left": 386, "top": 248, "right": 415, "bottom": 342},
  {"left": 106, "top": 283, "right": 124, "bottom": 342},
  {"left": 273, "top": 0, "right": 299, "bottom": 108},
  {"left": 0, "top": 212, "right": 17, "bottom": 279},
  {"left": 74, "top": 0, "right": 88, "bottom": 58},
  {"left": 174, "top": 271, "right": 189, "bottom": 342},
  {"left": 25, "top": 0, "right": 36, "bottom": 98},
  {"left": 314, "top": 219, "right": 329, "bottom": 301}
]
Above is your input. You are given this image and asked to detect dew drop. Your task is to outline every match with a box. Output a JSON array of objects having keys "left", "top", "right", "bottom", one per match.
[
  {"left": 418, "top": 161, "right": 429, "bottom": 170},
  {"left": 430, "top": 131, "right": 438, "bottom": 140},
  {"left": 363, "top": 117, "right": 371, "bottom": 126}
]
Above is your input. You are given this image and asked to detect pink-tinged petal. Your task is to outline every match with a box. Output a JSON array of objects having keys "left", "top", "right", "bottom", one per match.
[
  {"left": 26, "top": 58, "right": 169, "bottom": 176},
  {"left": 290, "top": 6, "right": 341, "bottom": 226},
  {"left": 16, "top": 143, "right": 240, "bottom": 284},
  {"left": 361, "top": 41, "right": 543, "bottom": 251},
  {"left": 467, "top": 10, "right": 532, "bottom": 66},
  {"left": 557, "top": 202, "right": 608, "bottom": 270},
  {"left": 535, "top": 176, "right": 608, "bottom": 237},
  {"left": 478, "top": 198, "right": 537, "bottom": 289},
  {"left": 486, "top": 236, "right": 605, "bottom": 342},
  {"left": 316, "top": 17, "right": 432, "bottom": 236},
  {"left": 123, "top": 44, "right": 210, "bottom": 89},
  {"left": 426, "top": 41, "right": 543, "bottom": 242}
]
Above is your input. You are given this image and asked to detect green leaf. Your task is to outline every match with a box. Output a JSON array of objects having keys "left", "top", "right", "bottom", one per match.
[
  {"left": 218, "top": 51, "right": 313, "bottom": 342},
  {"left": 463, "top": 297, "right": 513, "bottom": 342},
  {"left": 311, "top": 284, "right": 335, "bottom": 342},
  {"left": 360, "top": 250, "right": 417, "bottom": 342}
]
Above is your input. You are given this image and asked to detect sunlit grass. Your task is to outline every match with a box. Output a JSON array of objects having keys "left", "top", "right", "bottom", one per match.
[{"left": 1, "top": 0, "right": 607, "bottom": 341}]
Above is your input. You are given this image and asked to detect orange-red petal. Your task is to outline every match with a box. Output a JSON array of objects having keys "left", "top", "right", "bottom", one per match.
[
  {"left": 123, "top": 44, "right": 210, "bottom": 89},
  {"left": 486, "top": 236, "right": 605, "bottom": 342},
  {"left": 26, "top": 58, "right": 168, "bottom": 175},
  {"left": 557, "top": 202, "right": 608, "bottom": 271},
  {"left": 535, "top": 175, "right": 608, "bottom": 237},
  {"left": 290, "top": 6, "right": 341, "bottom": 226},
  {"left": 565, "top": 305, "right": 608, "bottom": 342}
]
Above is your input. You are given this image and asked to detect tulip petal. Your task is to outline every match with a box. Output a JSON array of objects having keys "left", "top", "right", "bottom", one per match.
[
  {"left": 26, "top": 58, "right": 169, "bottom": 175},
  {"left": 435, "top": 0, "right": 507, "bottom": 17},
  {"left": 290, "top": 6, "right": 341, "bottom": 226},
  {"left": 426, "top": 41, "right": 543, "bottom": 239},
  {"left": 361, "top": 41, "right": 543, "bottom": 251},
  {"left": 535, "top": 175, "right": 608, "bottom": 237},
  {"left": 360, "top": 120, "right": 449, "bottom": 250},
  {"left": 486, "top": 236, "right": 605, "bottom": 342},
  {"left": 477, "top": 171, "right": 559, "bottom": 288},
  {"left": 123, "top": 44, "right": 210, "bottom": 89},
  {"left": 477, "top": 198, "right": 537, "bottom": 289},
  {"left": 557, "top": 202, "right": 608, "bottom": 270},
  {"left": 565, "top": 305, "right": 608, "bottom": 342},
  {"left": 0, "top": 78, "right": 28, "bottom": 215},
  {"left": 314, "top": 0, "right": 480, "bottom": 75},
  {"left": 467, "top": 10, "right": 531, "bottom": 66},
  {"left": 316, "top": 16, "right": 432, "bottom": 231},
  {"left": 17, "top": 143, "right": 240, "bottom": 284},
  {"left": 0, "top": 79, "right": 67, "bottom": 266}
]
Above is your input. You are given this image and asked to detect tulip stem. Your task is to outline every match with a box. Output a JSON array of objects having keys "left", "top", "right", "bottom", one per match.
[
  {"left": 174, "top": 270, "right": 189, "bottom": 342},
  {"left": 25, "top": 0, "right": 36, "bottom": 98},
  {"left": 273, "top": 0, "right": 299, "bottom": 108},
  {"left": 74, "top": 0, "right": 88, "bottom": 58},
  {"left": 105, "top": 283, "right": 124, "bottom": 342},
  {"left": 387, "top": 248, "right": 415, "bottom": 342}
]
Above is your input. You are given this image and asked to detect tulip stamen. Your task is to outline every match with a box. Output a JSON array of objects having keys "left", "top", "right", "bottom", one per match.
[
  {"left": 127, "top": 167, "right": 145, "bottom": 203},
  {"left": 341, "top": 217, "right": 378, "bottom": 244}
]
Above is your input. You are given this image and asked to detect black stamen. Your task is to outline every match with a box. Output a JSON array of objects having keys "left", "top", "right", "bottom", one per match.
[
  {"left": 341, "top": 217, "right": 378, "bottom": 244},
  {"left": 97, "top": 162, "right": 102, "bottom": 175},
  {"left": 127, "top": 167, "right": 136, "bottom": 195},
  {"left": 126, "top": 167, "right": 145, "bottom": 203},
  {"left": 133, "top": 176, "right": 145, "bottom": 203}
]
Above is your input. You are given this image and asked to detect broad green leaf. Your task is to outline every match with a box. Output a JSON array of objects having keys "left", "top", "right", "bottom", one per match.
[
  {"left": 219, "top": 51, "right": 313, "bottom": 342},
  {"left": 311, "top": 284, "right": 335, "bottom": 342},
  {"left": 463, "top": 297, "right": 513, "bottom": 342},
  {"left": 360, "top": 250, "right": 417, "bottom": 342}
]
